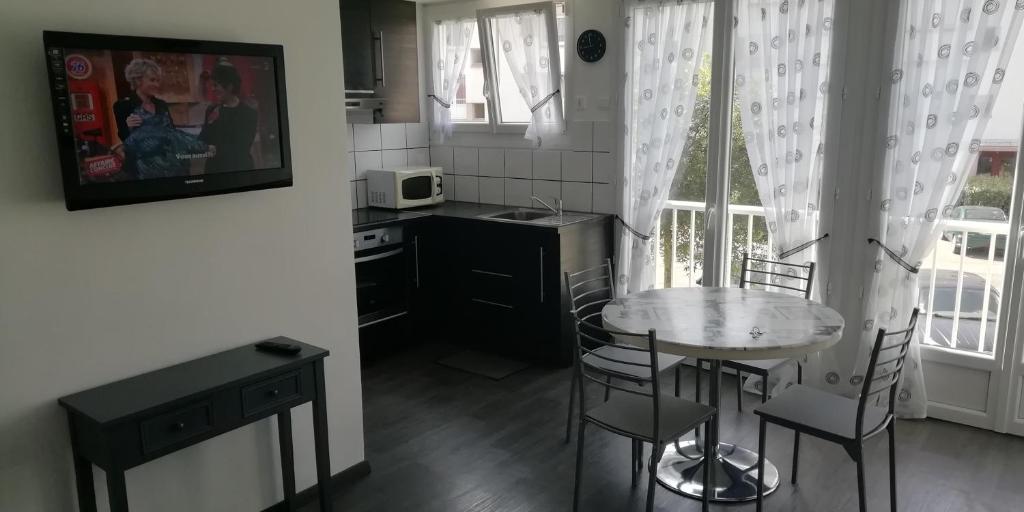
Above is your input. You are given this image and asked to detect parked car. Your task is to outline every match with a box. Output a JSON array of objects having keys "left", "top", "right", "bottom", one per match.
[
  {"left": 918, "top": 269, "right": 999, "bottom": 353},
  {"left": 941, "top": 206, "right": 1008, "bottom": 257}
]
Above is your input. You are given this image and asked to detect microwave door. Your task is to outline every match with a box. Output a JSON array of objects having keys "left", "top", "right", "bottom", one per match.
[{"left": 401, "top": 174, "right": 434, "bottom": 202}]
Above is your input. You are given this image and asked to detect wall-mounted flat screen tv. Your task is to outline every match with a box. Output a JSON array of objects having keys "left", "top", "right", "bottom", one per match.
[{"left": 43, "top": 31, "right": 292, "bottom": 210}]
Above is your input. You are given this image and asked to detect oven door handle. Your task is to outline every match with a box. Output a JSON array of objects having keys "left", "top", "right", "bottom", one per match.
[{"left": 354, "top": 247, "right": 404, "bottom": 264}]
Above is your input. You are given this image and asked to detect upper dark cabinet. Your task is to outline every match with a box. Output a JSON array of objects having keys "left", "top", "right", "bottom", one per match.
[{"left": 341, "top": 0, "right": 421, "bottom": 124}]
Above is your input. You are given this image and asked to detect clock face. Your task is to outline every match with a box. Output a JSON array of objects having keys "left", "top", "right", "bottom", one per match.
[{"left": 576, "top": 29, "right": 606, "bottom": 63}]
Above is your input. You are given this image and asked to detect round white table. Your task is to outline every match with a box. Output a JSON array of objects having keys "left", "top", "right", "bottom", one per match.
[{"left": 601, "top": 287, "right": 844, "bottom": 503}]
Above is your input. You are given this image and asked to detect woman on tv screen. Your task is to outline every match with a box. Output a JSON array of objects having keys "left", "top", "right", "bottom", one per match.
[{"left": 113, "top": 58, "right": 213, "bottom": 180}]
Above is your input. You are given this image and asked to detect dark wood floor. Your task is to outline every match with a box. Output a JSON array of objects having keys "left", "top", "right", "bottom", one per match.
[{"left": 321, "top": 344, "right": 1024, "bottom": 512}]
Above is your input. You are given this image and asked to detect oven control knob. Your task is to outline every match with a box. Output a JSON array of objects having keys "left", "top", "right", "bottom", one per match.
[{"left": 380, "top": 233, "right": 390, "bottom": 243}]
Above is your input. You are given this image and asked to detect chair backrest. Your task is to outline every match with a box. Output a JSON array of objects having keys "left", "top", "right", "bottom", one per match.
[
  {"left": 570, "top": 316, "right": 663, "bottom": 440},
  {"left": 856, "top": 308, "right": 921, "bottom": 438},
  {"left": 739, "top": 252, "right": 815, "bottom": 299},
  {"left": 564, "top": 258, "right": 616, "bottom": 327}
]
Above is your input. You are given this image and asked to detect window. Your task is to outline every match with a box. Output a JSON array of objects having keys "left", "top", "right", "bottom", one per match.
[{"left": 450, "top": 36, "right": 488, "bottom": 123}]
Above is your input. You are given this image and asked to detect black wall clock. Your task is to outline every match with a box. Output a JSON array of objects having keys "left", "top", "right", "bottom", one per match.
[{"left": 576, "top": 29, "right": 606, "bottom": 63}]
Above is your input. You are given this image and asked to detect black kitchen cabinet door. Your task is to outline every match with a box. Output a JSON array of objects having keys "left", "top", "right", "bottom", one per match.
[{"left": 340, "top": 0, "right": 374, "bottom": 92}]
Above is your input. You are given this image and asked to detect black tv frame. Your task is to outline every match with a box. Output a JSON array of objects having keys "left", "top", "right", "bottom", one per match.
[{"left": 43, "top": 31, "right": 293, "bottom": 211}]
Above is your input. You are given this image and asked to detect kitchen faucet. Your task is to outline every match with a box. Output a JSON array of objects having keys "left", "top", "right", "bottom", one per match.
[{"left": 531, "top": 195, "right": 563, "bottom": 223}]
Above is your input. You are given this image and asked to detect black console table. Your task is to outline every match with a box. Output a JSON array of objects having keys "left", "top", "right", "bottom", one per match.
[{"left": 59, "top": 337, "right": 333, "bottom": 512}]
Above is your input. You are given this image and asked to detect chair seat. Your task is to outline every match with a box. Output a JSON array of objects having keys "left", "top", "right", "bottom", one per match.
[
  {"left": 583, "top": 346, "right": 685, "bottom": 381},
  {"left": 754, "top": 385, "right": 890, "bottom": 441},
  {"left": 724, "top": 358, "right": 790, "bottom": 375},
  {"left": 586, "top": 393, "right": 715, "bottom": 443}
]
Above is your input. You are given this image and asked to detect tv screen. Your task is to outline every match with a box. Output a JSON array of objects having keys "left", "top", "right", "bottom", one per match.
[{"left": 44, "top": 31, "right": 292, "bottom": 210}]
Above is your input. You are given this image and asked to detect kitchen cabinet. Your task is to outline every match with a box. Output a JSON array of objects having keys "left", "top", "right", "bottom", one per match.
[
  {"left": 410, "top": 214, "right": 612, "bottom": 366},
  {"left": 340, "top": 0, "right": 421, "bottom": 123}
]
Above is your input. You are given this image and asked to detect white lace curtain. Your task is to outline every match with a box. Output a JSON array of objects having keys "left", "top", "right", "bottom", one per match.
[
  {"left": 824, "top": 0, "right": 1023, "bottom": 418},
  {"left": 735, "top": 0, "right": 835, "bottom": 263},
  {"left": 617, "top": 1, "right": 714, "bottom": 293},
  {"left": 428, "top": 19, "right": 477, "bottom": 143},
  {"left": 480, "top": 7, "right": 565, "bottom": 145}
]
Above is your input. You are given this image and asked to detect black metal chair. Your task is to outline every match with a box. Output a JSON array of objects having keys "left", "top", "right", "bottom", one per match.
[
  {"left": 696, "top": 253, "right": 815, "bottom": 411},
  {"left": 569, "top": 316, "right": 716, "bottom": 512},
  {"left": 563, "top": 260, "right": 688, "bottom": 444},
  {"left": 754, "top": 308, "right": 921, "bottom": 512}
]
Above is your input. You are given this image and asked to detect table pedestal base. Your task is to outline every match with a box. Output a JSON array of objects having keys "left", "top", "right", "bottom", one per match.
[{"left": 656, "top": 440, "right": 779, "bottom": 502}]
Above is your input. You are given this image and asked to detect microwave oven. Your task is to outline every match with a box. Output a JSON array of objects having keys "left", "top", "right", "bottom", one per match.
[{"left": 366, "top": 166, "right": 444, "bottom": 209}]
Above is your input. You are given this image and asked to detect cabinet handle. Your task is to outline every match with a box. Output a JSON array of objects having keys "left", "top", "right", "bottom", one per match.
[
  {"left": 374, "top": 31, "right": 386, "bottom": 87},
  {"left": 414, "top": 236, "right": 421, "bottom": 288},
  {"left": 268, "top": 389, "right": 280, "bottom": 397},
  {"left": 472, "top": 298, "right": 514, "bottom": 310},
  {"left": 539, "top": 247, "right": 545, "bottom": 303},
  {"left": 173, "top": 422, "right": 185, "bottom": 431},
  {"left": 471, "top": 269, "right": 513, "bottom": 278}
]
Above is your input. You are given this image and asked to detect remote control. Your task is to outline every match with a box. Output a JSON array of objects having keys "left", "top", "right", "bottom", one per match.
[{"left": 255, "top": 340, "right": 302, "bottom": 355}]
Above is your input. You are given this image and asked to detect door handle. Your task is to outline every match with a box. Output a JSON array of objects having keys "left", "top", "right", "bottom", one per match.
[
  {"left": 373, "top": 31, "right": 386, "bottom": 87},
  {"left": 539, "top": 247, "right": 545, "bottom": 303},
  {"left": 354, "top": 247, "right": 403, "bottom": 264},
  {"left": 413, "top": 236, "right": 421, "bottom": 288}
]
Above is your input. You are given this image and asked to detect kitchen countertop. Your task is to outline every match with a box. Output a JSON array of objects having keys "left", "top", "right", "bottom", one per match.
[{"left": 351, "top": 201, "right": 608, "bottom": 232}]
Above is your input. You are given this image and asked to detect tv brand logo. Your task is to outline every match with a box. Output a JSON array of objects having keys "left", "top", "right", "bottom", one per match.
[{"left": 184, "top": 178, "right": 205, "bottom": 184}]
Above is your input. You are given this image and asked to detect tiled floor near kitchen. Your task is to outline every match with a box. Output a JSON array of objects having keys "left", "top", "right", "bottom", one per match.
[{"left": 317, "top": 344, "right": 1024, "bottom": 512}]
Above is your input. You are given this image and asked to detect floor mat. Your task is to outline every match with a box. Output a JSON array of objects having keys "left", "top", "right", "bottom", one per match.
[{"left": 436, "top": 350, "right": 530, "bottom": 380}]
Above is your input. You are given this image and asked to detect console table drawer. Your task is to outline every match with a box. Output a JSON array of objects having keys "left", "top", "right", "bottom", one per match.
[
  {"left": 140, "top": 402, "right": 213, "bottom": 455},
  {"left": 242, "top": 371, "right": 302, "bottom": 417}
]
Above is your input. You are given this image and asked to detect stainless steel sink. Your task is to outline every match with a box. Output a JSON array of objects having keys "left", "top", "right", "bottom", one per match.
[{"left": 485, "top": 210, "right": 553, "bottom": 221}]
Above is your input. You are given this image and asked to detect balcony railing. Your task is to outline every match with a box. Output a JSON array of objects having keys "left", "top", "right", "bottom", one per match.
[{"left": 654, "top": 201, "right": 1010, "bottom": 355}]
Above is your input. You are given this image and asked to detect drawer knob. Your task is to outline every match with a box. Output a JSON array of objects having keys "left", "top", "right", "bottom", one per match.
[
  {"left": 269, "top": 389, "right": 280, "bottom": 397},
  {"left": 173, "top": 422, "right": 186, "bottom": 431}
]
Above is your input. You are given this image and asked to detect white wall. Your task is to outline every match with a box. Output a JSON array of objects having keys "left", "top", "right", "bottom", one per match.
[
  {"left": 419, "top": 0, "right": 621, "bottom": 214},
  {"left": 0, "top": 1, "right": 363, "bottom": 511}
]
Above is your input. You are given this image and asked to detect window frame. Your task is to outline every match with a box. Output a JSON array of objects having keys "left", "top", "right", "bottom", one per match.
[{"left": 475, "top": 1, "right": 566, "bottom": 133}]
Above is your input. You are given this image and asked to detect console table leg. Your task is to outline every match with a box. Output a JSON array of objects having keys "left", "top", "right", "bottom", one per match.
[
  {"left": 312, "top": 360, "right": 333, "bottom": 512},
  {"left": 105, "top": 468, "right": 129, "bottom": 512},
  {"left": 68, "top": 415, "right": 97, "bottom": 512},
  {"left": 278, "top": 411, "right": 296, "bottom": 511}
]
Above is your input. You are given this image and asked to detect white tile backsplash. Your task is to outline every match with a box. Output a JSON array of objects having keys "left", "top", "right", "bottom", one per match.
[
  {"left": 532, "top": 180, "right": 562, "bottom": 203},
  {"left": 505, "top": 149, "right": 533, "bottom": 179},
  {"left": 406, "top": 122, "right": 429, "bottom": 148},
  {"left": 453, "top": 147, "right": 479, "bottom": 175},
  {"left": 505, "top": 178, "right": 532, "bottom": 207},
  {"left": 562, "top": 152, "right": 593, "bottom": 182},
  {"left": 350, "top": 181, "right": 358, "bottom": 207},
  {"left": 381, "top": 149, "right": 407, "bottom": 168},
  {"left": 479, "top": 177, "right": 504, "bottom": 205},
  {"left": 429, "top": 146, "right": 454, "bottom": 172},
  {"left": 533, "top": 150, "right": 561, "bottom": 180},
  {"left": 593, "top": 152, "right": 614, "bottom": 184},
  {"left": 479, "top": 148, "right": 505, "bottom": 177},
  {"left": 562, "top": 182, "right": 593, "bottom": 213},
  {"left": 593, "top": 183, "right": 615, "bottom": 214},
  {"left": 454, "top": 175, "right": 479, "bottom": 202},
  {"left": 353, "top": 124, "right": 382, "bottom": 151},
  {"left": 346, "top": 124, "right": 354, "bottom": 150},
  {"left": 593, "top": 121, "right": 614, "bottom": 153},
  {"left": 407, "top": 148, "right": 429, "bottom": 166},
  {"left": 380, "top": 124, "right": 407, "bottom": 150},
  {"left": 354, "top": 151, "right": 382, "bottom": 179},
  {"left": 570, "top": 121, "right": 594, "bottom": 151},
  {"left": 343, "top": 151, "right": 356, "bottom": 181}
]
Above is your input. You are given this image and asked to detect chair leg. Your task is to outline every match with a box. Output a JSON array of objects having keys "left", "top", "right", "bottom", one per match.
[
  {"left": 757, "top": 418, "right": 767, "bottom": 512},
  {"left": 572, "top": 421, "right": 587, "bottom": 512},
  {"left": 736, "top": 371, "right": 743, "bottom": 412},
  {"left": 791, "top": 431, "right": 800, "bottom": 485},
  {"left": 760, "top": 371, "right": 769, "bottom": 404},
  {"left": 855, "top": 445, "right": 867, "bottom": 512},
  {"left": 702, "top": 421, "right": 712, "bottom": 512},
  {"left": 888, "top": 422, "right": 897, "bottom": 512},
  {"left": 565, "top": 372, "right": 577, "bottom": 444},
  {"left": 695, "top": 359, "right": 702, "bottom": 402},
  {"left": 646, "top": 443, "right": 665, "bottom": 512},
  {"left": 604, "top": 375, "right": 611, "bottom": 402},
  {"left": 631, "top": 440, "right": 639, "bottom": 488},
  {"left": 674, "top": 366, "right": 681, "bottom": 397}
]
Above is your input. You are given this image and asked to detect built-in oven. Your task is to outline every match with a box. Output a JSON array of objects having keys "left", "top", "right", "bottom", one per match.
[{"left": 354, "top": 224, "right": 413, "bottom": 363}]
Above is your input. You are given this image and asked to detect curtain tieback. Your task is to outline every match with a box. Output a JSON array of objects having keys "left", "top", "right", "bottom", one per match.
[
  {"left": 867, "top": 238, "right": 919, "bottom": 274},
  {"left": 427, "top": 94, "right": 452, "bottom": 109},
  {"left": 529, "top": 89, "right": 561, "bottom": 113},
  {"left": 615, "top": 215, "right": 652, "bottom": 241},
  {"left": 778, "top": 233, "right": 830, "bottom": 260}
]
